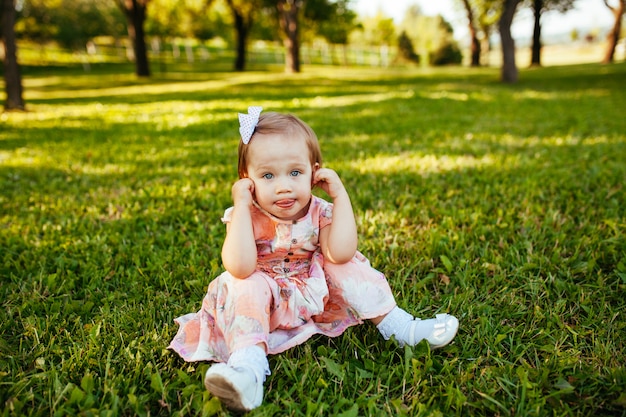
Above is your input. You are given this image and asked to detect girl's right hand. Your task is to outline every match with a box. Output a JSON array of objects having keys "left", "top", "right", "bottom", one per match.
[
  {"left": 223, "top": 178, "right": 258, "bottom": 278},
  {"left": 231, "top": 178, "right": 255, "bottom": 206}
]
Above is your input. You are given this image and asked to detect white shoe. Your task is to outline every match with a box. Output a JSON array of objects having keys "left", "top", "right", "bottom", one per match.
[
  {"left": 422, "top": 313, "right": 459, "bottom": 348},
  {"left": 377, "top": 307, "right": 459, "bottom": 348},
  {"left": 204, "top": 363, "right": 263, "bottom": 412},
  {"left": 401, "top": 313, "right": 459, "bottom": 348}
]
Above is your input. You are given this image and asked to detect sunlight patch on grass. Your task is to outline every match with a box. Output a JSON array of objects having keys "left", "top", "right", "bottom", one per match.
[
  {"left": 548, "top": 134, "right": 615, "bottom": 146},
  {"left": 420, "top": 91, "right": 471, "bottom": 101},
  {"left": 348, "top": 152, "right": 501, "bottom": 175},
  {"left": 23, "top": 72, "right": 291, "bottom": 100},
  {"left": 0, "top": 151, "right": 15, "bottom": 164},
  {"left": 513, "top": 89, "right": 611, "bottom": 100},
  {"left": 23, "top": 76, "right": 83, "bottom": 88},
  {"left": 496, "top": 133, "right": 617, "bottom": 149},
  {"left": 0, "top": 149, "right": 47, "bottom": 167},
  {"left": 1, "top": 101, "right": 237, "bottom": 130},
  {"left": 308, "top": 90, "right": 416, "bottom": 108},
  {"left": 77, "top": 163, "right": 134, "bottom": 175}
]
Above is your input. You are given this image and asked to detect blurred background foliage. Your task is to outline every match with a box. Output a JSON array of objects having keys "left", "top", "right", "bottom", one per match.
[{"left": 12, "top": 0, "right": 463, "bottom": 65}]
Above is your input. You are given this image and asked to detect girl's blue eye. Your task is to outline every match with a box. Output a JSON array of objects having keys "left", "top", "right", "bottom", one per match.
[
  {"left": 290, "top": 170, "right": 301, "bottom": 177},
  {"left": 263, "top": 173, "right": 274, "bottom": 180}
]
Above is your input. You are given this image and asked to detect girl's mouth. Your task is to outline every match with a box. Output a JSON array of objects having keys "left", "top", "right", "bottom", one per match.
[{"left": 275, "top": 199, "right": 295, "bottom": 209}]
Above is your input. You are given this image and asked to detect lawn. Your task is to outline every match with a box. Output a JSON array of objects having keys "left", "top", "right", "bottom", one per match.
[{"left": 1, "top": 61, "right": 625, "bottom": 416}]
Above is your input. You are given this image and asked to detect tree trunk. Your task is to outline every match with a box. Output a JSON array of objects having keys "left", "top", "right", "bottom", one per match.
[
  {"left": 1, "top": 0, "right": 25, "bottom": 111},
  {"left": 122, "top": 0, "right": 150, "bottom": 77},
  {"left": 499, "top": 0, "right": 521, "bottom": 83},
  {"left": 233, "top": 9, "right": 248, "bottom": 71},
  {"left": 479, "top": 25, "right": 492, "bottom": 66},
  {"left": 602, "top": 0, "right": 625, "bottom": 63},
  {"left": 530, "top": 0, "right": 543, "bottom": 66},
  {"left": 277, "top": 0, "right": 301, "bottom": 73},
  {"left": 461, "top": 0, "right": 481, "bottom": 66}
]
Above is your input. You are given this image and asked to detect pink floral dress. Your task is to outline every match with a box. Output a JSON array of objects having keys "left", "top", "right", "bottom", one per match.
[{"left": 168, "top": 196, "right": 396, "bottom": 363}]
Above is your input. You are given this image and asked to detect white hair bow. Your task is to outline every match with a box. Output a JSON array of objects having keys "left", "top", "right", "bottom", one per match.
[{"left": 238, "top": 106, "right": 263, "bottom": 144}]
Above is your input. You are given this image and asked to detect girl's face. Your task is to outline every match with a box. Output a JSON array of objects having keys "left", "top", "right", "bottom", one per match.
[{"left": 246, "top": 133, "right": 316, "bottom": 221}]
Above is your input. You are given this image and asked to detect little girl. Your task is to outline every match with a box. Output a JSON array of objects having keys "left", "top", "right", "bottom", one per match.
[{"left": 169, "top": 107, "right": 459, "bottom": 412}]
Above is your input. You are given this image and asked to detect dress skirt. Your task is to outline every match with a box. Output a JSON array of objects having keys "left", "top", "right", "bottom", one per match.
[{"left": 168, "top": 251, "right": 396, "bottom": 363}]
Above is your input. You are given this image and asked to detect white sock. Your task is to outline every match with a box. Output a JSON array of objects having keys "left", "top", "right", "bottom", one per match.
[
  {"left": 227, "top": 345, "right": 271, "bottom": 383},
  {"left": 376, "top": 306, "right": 436, "bottom": 347}
]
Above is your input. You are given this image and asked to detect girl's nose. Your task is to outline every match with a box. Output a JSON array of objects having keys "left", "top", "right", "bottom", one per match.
[{"left": 276, "top": 176, "right": 291, "bottom": 193}]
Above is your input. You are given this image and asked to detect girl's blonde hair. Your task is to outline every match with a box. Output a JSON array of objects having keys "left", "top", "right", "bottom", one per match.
[{"left": 238, "top": 112, "right": 323, "bottom": 179}]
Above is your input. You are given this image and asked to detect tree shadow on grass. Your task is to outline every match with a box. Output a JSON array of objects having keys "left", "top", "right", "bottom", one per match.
[{"left": 20, "top": 62, "right": 625, "bottom": 109}]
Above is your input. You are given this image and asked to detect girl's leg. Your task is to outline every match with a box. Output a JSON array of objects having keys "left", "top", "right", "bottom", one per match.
[
  {"left": 205, "top": 272, "right": 272, "bottom": 412},
  {"left": 322, "top": 252, "right": 397, "bottom": 320},
  {"left": 212, "top": 272, "right": 273, "bottom": 353},
  {"left": 324, "top": 253, "right": 458, "bottom": 349}
]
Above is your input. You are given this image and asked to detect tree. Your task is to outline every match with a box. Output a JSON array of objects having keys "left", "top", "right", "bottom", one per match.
[
  {"left": 146, "top": 0, "right": 222, "bottom": 44},
  {"left": 458, "top": 0, "right": 500, "bottom": 66},
  {"left": 145, "top": 0, "right": 186, "bottom": 39},
  {"left": 225, "top": 0, "right": 258, "bottom": 71},
  {"left": 399, "top": 7, "right": 462, "bottom": 66},
  {"left": 476, "top": 0, "right": 500, "bottom": 65},
  {"left": 308, "top": 0, "right": 358, "bottom": 66},
  {"left": 398, "top": 31, "right": 419, "bottom": 62},
  {"left": 354, "top": 12, "right": 396, "bottom": 47},
  {"left": 602, "top": 0, "right": 625, "bottom": 63},
  {"left": 272, "top": 0, "right": 340, "bottom": 73},
  {"left": 314, "top": 0, "right": 357, "bottom": 45},
  {"left": 17, "top": 0, "right": 125, "bottom": 49},
  {"left": 16, "top": 0, "right": 64, "bottom": 45},
  {"left": 116, "top": 0, "right": 151, "bottom": 77},
  {"left": 189, "top": 1, "right": 223, "bottom": 43},
  {"left": 1, "top": 0, "right": 24, "bottom": 111},
  {"left": 223, "top": 0, "right": 345, "bottom": 72},
  {"left": 499, "top": 0, "right": 521, "bottom": 83},
  {"left": 57, "top": 0, "right": 125, "bottom": 49},
  {"left": 530, "top": 0, "right": 543, "bottom": 66},
  {"left": 276, "top": 0, "right": 303, "bottom": 73},
  {"left": 247, "top": 4, "right": 280, "bottom": 45},
  {"left": 461, "top": 0, "right": 481, "bottom": 66},
  {"left": 527, "top": 0, "right": 576, "bottom": 66}
]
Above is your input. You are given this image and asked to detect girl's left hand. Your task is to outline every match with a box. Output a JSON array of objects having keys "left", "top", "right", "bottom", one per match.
[{"left": 313, "top": 168, "right": 348, "bottom": 200}]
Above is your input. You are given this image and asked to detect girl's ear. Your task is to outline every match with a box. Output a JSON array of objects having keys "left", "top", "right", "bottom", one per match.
[{"left": 312, "top": 163, "right": 320, "bottom": 186}]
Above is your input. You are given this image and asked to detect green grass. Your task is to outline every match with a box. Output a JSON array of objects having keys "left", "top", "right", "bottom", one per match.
[{"left": 1, "top": 62, "right": 625, "bottom": 416}]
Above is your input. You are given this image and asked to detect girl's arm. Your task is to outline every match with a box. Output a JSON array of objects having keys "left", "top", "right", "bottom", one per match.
[
  {"left": 221, "top": 178, "right": 258, "bottom": 278},
  {"left": 315, "top": 168, "right": 358, "bottom": 264}
]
